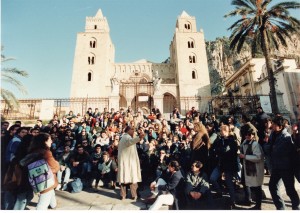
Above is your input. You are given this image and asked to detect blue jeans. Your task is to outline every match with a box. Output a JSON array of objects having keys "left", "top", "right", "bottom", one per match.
[
  {"left": 36, "top": 189, "right": 57, "bottom": 210},
  {"left": 57, "top": 167, "right": 71, "bottom": 184},
  {"left": 269, "top": 169, "right": 300, "bottom": 210},
  {"left": 71, "top": 162, "right": 91, "bottom": 178},
  {"left": 3, "top": 191, "right": 16, "bottom": 210},
  {"left": 210, "top": 167, "right": 236, "bottom": 204},
  {"left": 13, "top": 190, "right": 34, "bottom": 210}
]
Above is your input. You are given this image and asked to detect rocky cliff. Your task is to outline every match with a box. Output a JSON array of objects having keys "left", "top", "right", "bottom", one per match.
[{"left": 206, "top": 35, "right": 300, "bottom": 95}]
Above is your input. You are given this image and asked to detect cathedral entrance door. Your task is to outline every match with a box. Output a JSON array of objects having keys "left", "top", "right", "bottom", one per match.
[{"left": 131, "top": 93, "right": 153, "bottom": 114}]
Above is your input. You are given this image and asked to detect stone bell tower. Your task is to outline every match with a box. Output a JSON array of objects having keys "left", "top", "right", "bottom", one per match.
[
  {"left": 170, "top": 11, "right": 211, "bottom": 112},
  {"left": 70, "top": 9, "right": 115, "bottom": 98}
]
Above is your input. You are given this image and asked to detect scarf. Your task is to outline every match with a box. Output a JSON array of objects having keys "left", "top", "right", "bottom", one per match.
[{"left": 245, "top": 140, "right": 257, "bottom": 176}]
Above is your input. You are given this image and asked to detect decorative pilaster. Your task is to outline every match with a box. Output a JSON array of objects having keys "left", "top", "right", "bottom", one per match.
[
  {"left": 153, "top": 95, "right": 164, "bottom": 113},
  {"left": 109, "top": 96, "right": 119, "bottom": 111}
]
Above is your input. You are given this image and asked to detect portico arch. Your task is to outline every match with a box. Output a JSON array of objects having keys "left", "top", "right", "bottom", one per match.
[{"left": 163, "top": 92, "right": 177, "bottom": 114}]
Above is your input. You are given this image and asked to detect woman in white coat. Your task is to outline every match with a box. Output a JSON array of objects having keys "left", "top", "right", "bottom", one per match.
[
  {"left": 239, "top": 129, "right": 264, "bottom": 210},
  {"left": 117, "top": 125, "right": 145, "bottom": 200}
]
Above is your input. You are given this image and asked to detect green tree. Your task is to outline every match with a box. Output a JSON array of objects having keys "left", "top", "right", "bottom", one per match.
[
  {"left": 1, "top": 47, "right": 28, "bottom": 108},
  {"left": 225, "top": 0, "right": 300, "bottom": 114}
]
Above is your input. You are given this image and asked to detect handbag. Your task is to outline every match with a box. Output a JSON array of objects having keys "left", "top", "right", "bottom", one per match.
[{"left": 3, "top": 159, "right": 23, "bottom": 191}]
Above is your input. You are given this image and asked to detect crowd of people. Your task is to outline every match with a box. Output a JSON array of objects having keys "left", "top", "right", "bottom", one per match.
[{"left": 1, "top": 105, "right": 300, "bottom": 210}]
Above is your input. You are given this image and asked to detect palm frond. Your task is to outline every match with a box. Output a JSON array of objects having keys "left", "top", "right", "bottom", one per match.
[
  {"left": 275, "top": 1, "right": 300, "bottom": 10},
  {"left": 1, "top": 88, "right": 19, "bottom": 108},
  {"left": 1, "top": 73, "right": 28, "bottom": 94},
  {"left": 2, "top": 68, "right": 29, "bottom": 77},
  {"left": 1, "top": 57, "right": 16, "bottom": 63},
  {"left": 262, "top": 0, "right": 272, "bottom": 9},
  {"left": 232, "top": 0, "right": 255, "bottom": 10},
  {"left": 251, "top": 31, "right": 262, "bottom": 57},
  {"left": 227, "top": 18, "right": 248, "bottom": 31},
  {"left": 275, "top": 31, "right": 288, "bottom": 47}
]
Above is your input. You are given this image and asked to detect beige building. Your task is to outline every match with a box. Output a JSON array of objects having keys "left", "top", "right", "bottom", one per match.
[
  {"left": 225, "top": 58, "right": 300, "bottom": 121},
  {"left": 70, "top": 9, "right": 211, "bottom": 115}
]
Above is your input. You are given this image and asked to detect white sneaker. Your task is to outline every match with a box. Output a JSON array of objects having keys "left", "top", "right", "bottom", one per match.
[
  {"left": 55, "top": 183, "right": 61, "bottom": 190},
  {"left": 98, "top": 180, "right": 104, "bottom": 187}
]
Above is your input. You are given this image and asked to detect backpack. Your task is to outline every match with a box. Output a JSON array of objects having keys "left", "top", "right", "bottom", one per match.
[
  {"left": 68, "top": 178, "right": 83, "bottom": 193},
  {"left": 27, "top": 159, "right": 55, "bottom": 193}
]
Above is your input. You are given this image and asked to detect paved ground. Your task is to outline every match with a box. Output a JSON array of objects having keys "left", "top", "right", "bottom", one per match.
[{"left": 27, "top": 175, "right": 300, "bottom": 210}]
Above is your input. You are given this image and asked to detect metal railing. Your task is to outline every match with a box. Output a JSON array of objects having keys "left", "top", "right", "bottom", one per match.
[
  {"left": 1, "top": 97, "right": 109, "bottom": 120},
  {"left": 1, "top": 95, "right": 275, "bottom": 120}
]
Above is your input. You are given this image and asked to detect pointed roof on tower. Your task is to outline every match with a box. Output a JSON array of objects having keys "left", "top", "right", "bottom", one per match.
[
  {"left": 180, "top": 11, "right": 191, "bottom": 18},
  {"left": 95, "top": 9, "right": 104, "bottom": 18}
]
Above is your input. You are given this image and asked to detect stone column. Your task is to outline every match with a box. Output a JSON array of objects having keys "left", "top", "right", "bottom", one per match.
[{"left": 153, "top": 95, "right": 164, "bottom": 113}]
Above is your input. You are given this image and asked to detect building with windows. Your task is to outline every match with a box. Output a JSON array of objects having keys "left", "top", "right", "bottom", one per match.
[
  {"left": 225, "top": 58, "right": 300, "bottom": 121},
  {"left": 70, "top": 9, "right": 211, "bottom": 115}
]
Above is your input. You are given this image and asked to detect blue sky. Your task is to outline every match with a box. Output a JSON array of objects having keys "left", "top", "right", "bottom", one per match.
[{"left": 2, "top": 0, "right": 299, "bottom": 99}]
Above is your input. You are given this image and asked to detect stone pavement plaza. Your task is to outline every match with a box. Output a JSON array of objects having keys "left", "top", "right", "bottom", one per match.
[{"left": 27, "top": 175, "right": 300, "bottom": 210}]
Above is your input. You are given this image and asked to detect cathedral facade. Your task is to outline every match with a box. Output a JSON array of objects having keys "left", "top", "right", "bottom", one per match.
[{"left": 70, "top": 9, "right": 211, "bottom": 115}]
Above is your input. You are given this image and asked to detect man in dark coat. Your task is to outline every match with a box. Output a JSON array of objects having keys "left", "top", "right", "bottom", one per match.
[{"left": 265, "top": 116, "right": 300, "bottom": 210}]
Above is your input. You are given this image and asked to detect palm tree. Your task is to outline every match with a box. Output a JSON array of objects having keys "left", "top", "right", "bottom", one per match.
[
  {"left": 225, "top": 0, "right": 300, "bottom": 114},
  {"left": 1, "top": 47, "right": 28, "bottom": 108}
]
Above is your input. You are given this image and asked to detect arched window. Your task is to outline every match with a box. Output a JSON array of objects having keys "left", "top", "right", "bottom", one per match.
[
  {"left": 188, "top": 40, "right": 194, "bottom": 48},
  {"left": 189, "top": 54, "right": 196, "bottom": 63},
  {"left": 185, "top": 23, "right": 190, "bottom": 29},
  {"left": 88, "top": 53, "right": 96, "bottom": 65},
  {"left": 192, "top": 71, "right": 196, "bottom": 79},
  {"left": 90, "top": 41, "right": 96, "bottom": 48},
  {"left": 88, "top": 56, "right": 95, "bottom": 65},
  {"left": 90, "top": 38, "right": 97, "bottom": 48},
  {"left": 88, "top": 72, "right": 92, "bottom": 81}
]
